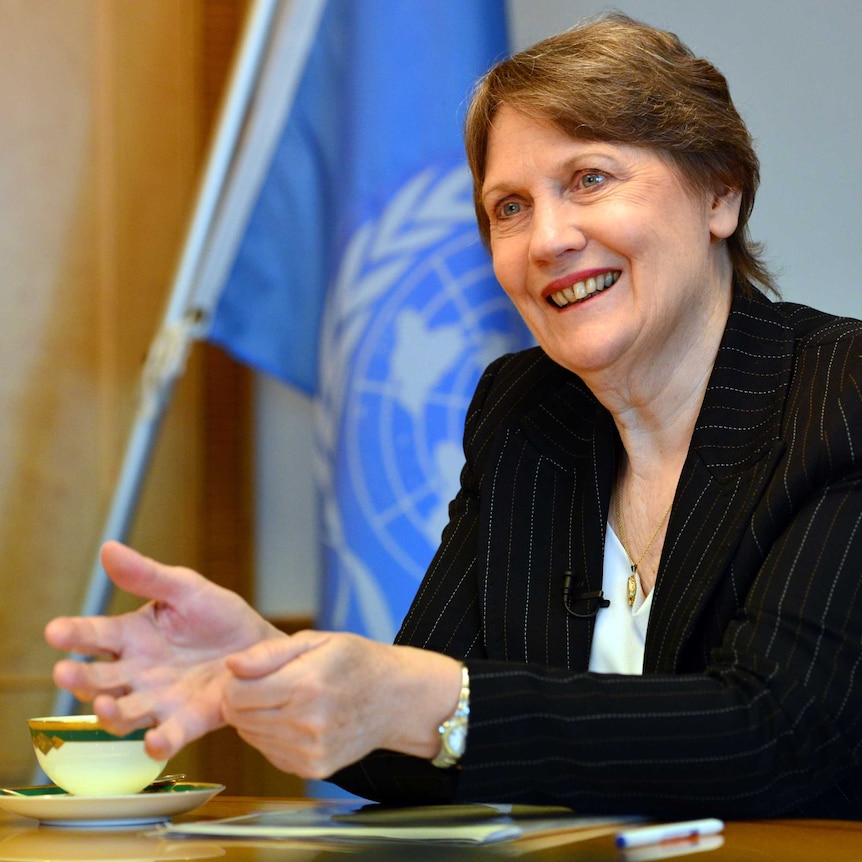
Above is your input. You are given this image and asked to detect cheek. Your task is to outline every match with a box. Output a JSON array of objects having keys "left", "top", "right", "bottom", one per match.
[
  {"left": 491, "top": 249, "right": 520, "bottom": 297},
  {"left": 614, "top": 219, "right": 690, "bottom": 278}
]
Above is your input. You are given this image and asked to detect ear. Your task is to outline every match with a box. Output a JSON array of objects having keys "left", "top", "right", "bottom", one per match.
[{"left": 708, "top": 187, "right": 742, "bottom": 240}]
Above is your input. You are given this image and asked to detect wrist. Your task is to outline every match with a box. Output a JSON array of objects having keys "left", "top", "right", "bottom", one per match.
[{"left": 384, "top": 648, "right": 465, "bottom": 761}]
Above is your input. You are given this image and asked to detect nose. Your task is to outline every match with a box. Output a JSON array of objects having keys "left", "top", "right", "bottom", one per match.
[{"left": 528, "top": 200, "right": 587, "bottom": 265}]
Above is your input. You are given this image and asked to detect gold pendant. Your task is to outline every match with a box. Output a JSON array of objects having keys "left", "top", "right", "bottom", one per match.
[{"left": 627, "top": 570, "right": 637, "bottom": 606}]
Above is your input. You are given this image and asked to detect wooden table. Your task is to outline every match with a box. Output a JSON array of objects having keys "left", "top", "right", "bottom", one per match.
[{"left": 0, "top": 796, "right": 861, "bottom": 860}]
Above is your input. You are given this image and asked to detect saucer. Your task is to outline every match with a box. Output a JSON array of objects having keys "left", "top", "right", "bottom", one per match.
[{"left": 0, "top": 782, "right": 224, "bottom": 828}]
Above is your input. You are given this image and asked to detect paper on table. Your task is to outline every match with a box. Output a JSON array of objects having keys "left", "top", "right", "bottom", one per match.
[{"left": 164, "top": 801, "right": 641, "bottom": 845}]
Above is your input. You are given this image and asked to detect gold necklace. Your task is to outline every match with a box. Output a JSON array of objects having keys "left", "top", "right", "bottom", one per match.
[{"left": 614, "top": 487, "right": 673, "bottom": 606}]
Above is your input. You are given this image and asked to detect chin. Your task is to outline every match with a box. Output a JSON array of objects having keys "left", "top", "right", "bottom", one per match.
[{"left": 542, "top": 330, "right": 614, "bottom": 367}]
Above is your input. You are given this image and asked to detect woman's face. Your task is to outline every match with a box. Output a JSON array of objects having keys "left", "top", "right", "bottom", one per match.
[{"left": 481, "top": 107, "right": 740, "bottom": 383}]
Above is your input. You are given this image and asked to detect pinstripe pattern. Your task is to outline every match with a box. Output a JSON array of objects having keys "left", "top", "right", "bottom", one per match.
[{"left": 334, "top": 288, "right": 862, "bottom": 819}]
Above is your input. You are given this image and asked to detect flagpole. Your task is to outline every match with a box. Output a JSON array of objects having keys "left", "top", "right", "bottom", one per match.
[{"left": 48, "top": 0, "right": 281, "bottom": 725}]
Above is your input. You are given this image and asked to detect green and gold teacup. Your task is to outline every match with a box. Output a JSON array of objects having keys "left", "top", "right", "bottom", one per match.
[{"left": 27, "top": 715, "right": 167, "bottom": 797}]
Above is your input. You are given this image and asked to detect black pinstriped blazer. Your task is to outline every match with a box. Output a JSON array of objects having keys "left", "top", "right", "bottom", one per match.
[{"left": 334, "top": 287, "right": 862, "bottom": 819}]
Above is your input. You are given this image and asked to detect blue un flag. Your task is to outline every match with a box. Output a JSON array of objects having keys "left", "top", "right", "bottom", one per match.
[{"left": 207, "top": 0, "right": 533, "bottom": 643}]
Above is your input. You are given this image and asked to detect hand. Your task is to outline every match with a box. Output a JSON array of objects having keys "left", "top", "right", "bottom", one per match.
[
  {"left": 223, "top": 632, "right": 463, "bottom": 779},
  {"left": 44, "top": 541, "right": 282, "bottom": 760}
]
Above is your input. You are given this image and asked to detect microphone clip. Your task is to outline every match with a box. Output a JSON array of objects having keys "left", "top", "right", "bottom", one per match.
[{"left": 562, "top": 571, "right": 610, "bottom": 618}]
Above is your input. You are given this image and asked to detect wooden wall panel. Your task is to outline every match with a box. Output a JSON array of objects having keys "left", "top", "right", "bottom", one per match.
[
  {"left": 95, "top": 0, "right": 203, "bottom": 570},
  {"left": 0, "top": 0, "right": 104, "bottom": 785},
  {"left": 0, "top": 0, "right": 303, "bottom": 795},
  {"left": 0, "top": 0, "right": 204, "bottom": 786}
]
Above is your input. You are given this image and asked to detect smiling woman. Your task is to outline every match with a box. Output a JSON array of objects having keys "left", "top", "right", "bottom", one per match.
[
  {"left": 464, "top": 12, "right": 774, "bottom": 298},
  {"left": 44, "top": 11, "right": 862, "bottom": 821},
  {"left": 333, "top": 13, "right": 862, "bottom": 817},
  {"left": 480, "top": 116, "right": 739, "bottom": 400}
]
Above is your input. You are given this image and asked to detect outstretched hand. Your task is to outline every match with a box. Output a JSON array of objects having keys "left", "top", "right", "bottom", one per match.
[{"left": 44, "top": 541, "right": 282, "bottom": 761}]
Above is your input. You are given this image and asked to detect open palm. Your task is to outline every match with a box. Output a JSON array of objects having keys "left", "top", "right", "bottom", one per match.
[{"left": 45, "top": 541, "right": 283, "bottom": 760}]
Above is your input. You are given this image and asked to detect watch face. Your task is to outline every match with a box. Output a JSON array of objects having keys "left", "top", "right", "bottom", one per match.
[{"left": 445, "top": 720, "right": 467, "bottom": 756}]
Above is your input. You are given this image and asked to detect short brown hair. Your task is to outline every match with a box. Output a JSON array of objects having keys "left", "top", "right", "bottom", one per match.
[{"left": 465, "top": 12, "right": 777, "bottom": 296}]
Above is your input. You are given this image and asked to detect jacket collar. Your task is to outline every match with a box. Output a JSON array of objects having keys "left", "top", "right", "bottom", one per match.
[
  {"left": 689, "top": 288, "right": 794, "bottom": 483},
  {"left": 646, "top": 289, "right": 794, "bottom": 669},
  {"left": 520, "top": 288, "right": 794, "bottom": 477}
]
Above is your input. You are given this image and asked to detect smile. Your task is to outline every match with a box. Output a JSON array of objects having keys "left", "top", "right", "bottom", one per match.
[{"left": 547, "top": 271, "right": 621, "bottom": 308}]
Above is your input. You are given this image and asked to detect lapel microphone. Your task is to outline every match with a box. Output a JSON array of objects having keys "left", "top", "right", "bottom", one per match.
[{"left": 562, "top": 570, "right": 610, "bottom": 618}]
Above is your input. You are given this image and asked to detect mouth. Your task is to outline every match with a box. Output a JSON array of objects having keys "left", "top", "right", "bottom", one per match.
[{"left": 546, "top": 271, "right": 621, "bottom": 308}]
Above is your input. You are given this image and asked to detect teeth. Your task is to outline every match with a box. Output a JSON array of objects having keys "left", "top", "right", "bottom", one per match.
[{"left": 548, "top": 271, "right": 620, "bottom": 308}]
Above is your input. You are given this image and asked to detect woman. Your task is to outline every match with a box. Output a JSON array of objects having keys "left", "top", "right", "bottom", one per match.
[{"left": 46, "top": 13, "right": 862, "bottom": 818}]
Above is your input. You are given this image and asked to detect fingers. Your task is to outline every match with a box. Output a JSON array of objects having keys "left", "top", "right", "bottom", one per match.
[
  {"left": 45, "top": 541, "right": 202, "bottom": 658},
  {"left": 226, "top": 632, "right": 319, "bottom": 679},
  {"left": 143, "top": 725, "right": 180, "bottom": 761},
  {"left": 44, "top": 541, "right": 239, "bottom": 768},
  {"left": 90, "top": 694, "right": 155, "bottom": 737},
  {"left": 94, "top": 702, "right": 211, "bottom": 761},
  {"left": 44, "top": 617, "right": 123, "bottom": 658},
  {"left": 225, "top": 641, "right": 289, "bottom": 679},
  {"left": 91, "top": 687, "right": 224, "bottom": 761},
  {"left": 142, "top": 717, "right": 200, "bottom": 761},
  {"left": 223, "top": 638, "right": 321, "bottom": 715},
  {"left": 223, "top": 635, "right": 383, "bottom": 779},
  {"left": 52, "top": 657, "right": 130, "bottom": 701}
]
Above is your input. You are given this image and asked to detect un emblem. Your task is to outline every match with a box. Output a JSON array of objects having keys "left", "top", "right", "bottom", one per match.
[{"left": 316, "top": 164, "right": 532, "bottom": 642}]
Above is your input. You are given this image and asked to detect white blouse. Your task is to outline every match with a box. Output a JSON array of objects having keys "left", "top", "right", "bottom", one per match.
[{"left": 588, "top": 523, "right": 654, "bottom": 674}]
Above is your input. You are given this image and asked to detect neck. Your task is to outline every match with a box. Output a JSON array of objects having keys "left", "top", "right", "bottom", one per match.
[
  {"left": 611, "top": 358, "right": 712, "bottom": 482},
  {"left": 590, "top": 288, "right": 731, "bottom": 478}
]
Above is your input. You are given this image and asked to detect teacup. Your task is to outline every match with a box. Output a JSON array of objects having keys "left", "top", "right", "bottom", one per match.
[{"left": 27, "top": 715, "right": 168, "bottom": 797}]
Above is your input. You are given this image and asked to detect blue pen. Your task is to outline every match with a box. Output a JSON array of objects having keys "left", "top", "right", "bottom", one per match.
[{"left": 615, "top": 818, "right": 724, "bottom": 849}]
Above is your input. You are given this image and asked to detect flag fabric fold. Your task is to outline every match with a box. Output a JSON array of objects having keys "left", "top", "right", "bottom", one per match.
[{"left": 207, "top": 0, "right": 533, "bottom": 643}]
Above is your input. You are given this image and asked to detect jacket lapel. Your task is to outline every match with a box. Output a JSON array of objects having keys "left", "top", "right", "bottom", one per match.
[
  {"left": 644, "top": 291, "right": 794, "bottom": 672},
  {"left": 478, "top": 368, "right": 618, "bottom": 670}
]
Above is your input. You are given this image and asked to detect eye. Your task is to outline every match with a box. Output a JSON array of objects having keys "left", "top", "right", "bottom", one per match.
[
  {"left": 577, "top": 171, "right": 607, "bottom": 189},
  {"left": 494, "top": 199, "right": 524, "bottom": 220}
]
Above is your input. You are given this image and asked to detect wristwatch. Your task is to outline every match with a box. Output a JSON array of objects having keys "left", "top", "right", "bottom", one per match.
[{"left": 431, "top": 664, "right": 470, "bottom": 768}]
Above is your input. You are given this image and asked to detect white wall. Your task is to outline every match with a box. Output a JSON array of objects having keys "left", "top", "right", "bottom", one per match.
[
  {"left": 255, "top": 0, "right": 862, "bottom": 618},
  {"left": 253, "top": 377, "right": 318, "bottom": 614}
]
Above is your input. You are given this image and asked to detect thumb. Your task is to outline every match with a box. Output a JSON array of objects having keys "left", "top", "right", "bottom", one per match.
[
  {"left": 226, "top": 631, "right": 328, "bottom": 679},
  {"left": 226, "top": 636, "right": 297, "bottom": 679},
  {"left": 99, "top": 540, "right": 201, "bottom": 605}
]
